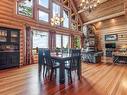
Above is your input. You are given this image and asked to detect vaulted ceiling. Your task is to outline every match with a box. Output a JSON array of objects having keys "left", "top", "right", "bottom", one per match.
[{"left": 73, "top": 0, "right": 125, "bottom": 23}]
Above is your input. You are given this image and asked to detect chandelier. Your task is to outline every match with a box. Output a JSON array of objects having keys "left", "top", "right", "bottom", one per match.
[
  {"left": 79, "top": 0, "right": 100, "bottom": 13},
  {"left": 51, "top": 14, "right": 64, "bottom": 26}
]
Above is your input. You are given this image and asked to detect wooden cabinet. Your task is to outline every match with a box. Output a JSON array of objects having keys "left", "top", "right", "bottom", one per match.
[
  {"left": 0, "top": 27, "right": 20, "bottom": 69},
  {"left": 0, "top": 52, "right": 19, "bottom": 69}
]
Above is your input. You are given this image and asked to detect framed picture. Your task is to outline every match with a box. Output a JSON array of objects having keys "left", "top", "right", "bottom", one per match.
[{"left": 105, "top": 34, "right": 118, "bottom": 41}]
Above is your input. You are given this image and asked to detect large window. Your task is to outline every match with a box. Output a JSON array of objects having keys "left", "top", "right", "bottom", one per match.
[
  {"left": 33, "top": 30, "right": 49, "bottom": 48},
  {"left": 63, "top": 9, "right": 69, "bottom": 28},
  {"left": 56, "top": 34, "right": 62, "bottom": 48},
  {"left": 39, "top": 0, "right": 49, "bottom": 8},
  {"left": 52, "top": 3, "right": 60, "bottom": 17},
  {"left": 56, "top": 34, "right": 70, "bottom": 48},
  {"left": 17, "top": 0, "right": 33, "bottom": 17},
  {"left": 39, "top": 10, "right": 49, "bottom": 22}
]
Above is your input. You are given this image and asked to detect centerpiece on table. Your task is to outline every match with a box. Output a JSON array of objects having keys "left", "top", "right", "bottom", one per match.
[{"left": 55, "top": 47, "right": 61, "bottom": 55}]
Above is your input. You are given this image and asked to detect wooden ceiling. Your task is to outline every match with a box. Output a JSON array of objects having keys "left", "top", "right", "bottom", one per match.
[{"left": 73, "top": 0, "right": 125, "bottom": 23}]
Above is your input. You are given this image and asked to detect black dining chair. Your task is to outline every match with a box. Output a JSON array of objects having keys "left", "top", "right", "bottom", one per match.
[
  {"left": 38, "top": 48, "right": 45, "bottom": 77},
  {"left": 65, "top": 49, "right": 81, "bottom": 83},
  {"left": 44, "top": 49, "right": 60, "bottom": 80}
]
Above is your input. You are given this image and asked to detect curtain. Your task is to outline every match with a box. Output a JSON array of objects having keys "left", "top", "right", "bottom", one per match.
[
  {"left": 25, "top": 25, "right": 33, "bottom": 64},
  {"left": 49, "top": 30, "right": 56, "bottom": 52}
]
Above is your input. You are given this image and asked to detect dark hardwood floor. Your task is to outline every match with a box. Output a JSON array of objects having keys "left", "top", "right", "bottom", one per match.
[{"left": 0, "top": 62, "right": 127, "bottom": 95}]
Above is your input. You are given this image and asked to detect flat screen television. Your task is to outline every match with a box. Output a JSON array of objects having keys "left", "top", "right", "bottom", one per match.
[
  {"left": 105, "top": 43, "right": 116, "bottom": 48},
  {"left": 105, "top": 34, "right": 117, "bottom": 41}
]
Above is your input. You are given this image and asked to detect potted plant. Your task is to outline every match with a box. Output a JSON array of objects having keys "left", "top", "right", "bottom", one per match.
[{"left": 55, "top": 47, "right": 60, "bottom": 55}]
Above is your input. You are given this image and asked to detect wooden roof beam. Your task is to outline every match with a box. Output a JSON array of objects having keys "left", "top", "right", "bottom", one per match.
[{"left": 84, "top": 11, "right": 126, "bottom": 25}]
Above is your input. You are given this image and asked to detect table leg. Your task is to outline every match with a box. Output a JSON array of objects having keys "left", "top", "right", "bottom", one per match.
[
  {"left": 59, "top": 60, "right": 65, "bottom": 84},
  {"left": 78, "top": 60, "right": 81, "bottom": 80}
]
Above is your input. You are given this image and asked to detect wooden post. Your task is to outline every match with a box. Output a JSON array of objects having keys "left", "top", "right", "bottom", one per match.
[
  {"left": 81, "top": 34, "right": 85, "bottom": 48},
  {"left": 49, "top": 30, "right": 56, "bottom": 52},
  {"left": 25, "top": 24, "right": 33, "bottom": 64},
  {"left": 71, "top": 34, "right": 74, "bottom": 48}
]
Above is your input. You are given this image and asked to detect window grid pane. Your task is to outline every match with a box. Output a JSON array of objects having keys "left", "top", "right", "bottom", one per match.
[
  {"left": 39, "top": 10, "right": 49, "bottom": 22},
  {"left": 33, "top": 30, "right": 49, "bottom": 48},
  {"left": 17, "top": 0, "right": 33, "bottom": 17},
  {"left": 63, "top": 10, "right": 69, "bottom": 28},
  {"left": 53, "top": 3, "right": 60, "bottom": 17},
  {"left": 39, "top": 0, "right": 49, "bottom": 8},
  {"left": 63, "top": 35, "right": 69, "bottom": 48},
  {"left": 56, "top": 34, "right": 62, "bottom": 48}
]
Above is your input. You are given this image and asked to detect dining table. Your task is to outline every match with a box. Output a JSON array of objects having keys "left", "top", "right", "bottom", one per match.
[{"left": 51, "top": 53, "right": 81, "bottom": 84}]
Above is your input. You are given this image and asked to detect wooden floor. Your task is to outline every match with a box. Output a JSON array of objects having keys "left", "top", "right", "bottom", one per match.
[{"left": 0, "top": 63, "right": 127, "bottom": 95}]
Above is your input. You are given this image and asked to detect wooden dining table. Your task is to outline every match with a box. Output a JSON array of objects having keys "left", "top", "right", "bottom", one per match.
[{"left": 51, "top": 53, "right": 81, "bottom": 84}]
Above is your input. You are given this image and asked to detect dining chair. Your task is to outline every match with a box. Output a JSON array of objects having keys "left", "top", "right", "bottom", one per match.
[
  {"left": 44, "top": 49, "right": 60, "bottom": 80},
  {"left": 38, "top": 48, "right": 45, "bottom": 77},
  {"left": 65, "top": 49, "right": 81, "bottom": 83}
]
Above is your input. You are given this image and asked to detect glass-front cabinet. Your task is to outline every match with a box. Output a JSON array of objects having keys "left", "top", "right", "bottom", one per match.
[
  {"left": 0, "top": 27, "right": 20, "bottom": 70},
  {"left": 11, "top": 30, "right": 19, "bottom": 43},
  {"left": 0, "top": 30, "right": 7, "bottom": 42}
]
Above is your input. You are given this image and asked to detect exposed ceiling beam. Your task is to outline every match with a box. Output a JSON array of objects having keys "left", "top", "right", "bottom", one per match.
[
  {"left": 84, "top": 11, "right": 126, "bottom": 25},
  {"left": 78, "top": 9, "right": 85, "bottom": 14},
  {"left": 70, "top": 0, "right": 83, "bottom": 25}
]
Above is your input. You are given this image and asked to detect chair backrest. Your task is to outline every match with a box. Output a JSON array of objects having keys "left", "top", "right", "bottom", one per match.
[
  {"left": 70, "top": 49, "right": 81, "bottom": 56},
  {"left": 38, "top": 48, "right": 45, "bottom": 65},
  {"left": 62, "top": 48, "right": 69, "bottom": 54},
  {"left": 44, "top": 49, "right": 53, "bottom": 67},
  {"left": 70, "top": 49, "right": 81, "bottom": 69}
]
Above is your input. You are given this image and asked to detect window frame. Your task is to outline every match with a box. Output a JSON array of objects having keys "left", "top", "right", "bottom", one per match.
[
  {"left": 38, "top": 9, "right": 49, "bottom": 23},
  {"left": 62, "top": 35, "right": 70, "bottom": 48},
  {"left": 62, "top": 8, "right": 70, "bottom": 28},
  {"left": 55, "top": 33, "right": 70, "bottom": 48},
  {"left": 17, "top": 0, "right": 34, "bottom": 18},
  {"left": 32, "top": 29, "right": 49, "bottom": 49},
  {"left": 52, "top": 2, "right": 61, "bottom": 17},
  {"left": 51, "top": 1, "right": 63, "bottom": 26},
  {"left": 38, "top": 0, "right": 50, "bottom": 9}
]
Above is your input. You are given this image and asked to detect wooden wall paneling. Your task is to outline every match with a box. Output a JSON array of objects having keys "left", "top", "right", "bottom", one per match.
[
  {"left": 20, "top": 29, "right": 25, "bottom": 66},
  {"left": 125, "top": 0, "right": 127, "bottom": 13},
  {"left": 94, "top": 15, "right": 127, "bottom": 29},
  {"left": 96, "top": 24, "right": 127, "bottom": 55}
]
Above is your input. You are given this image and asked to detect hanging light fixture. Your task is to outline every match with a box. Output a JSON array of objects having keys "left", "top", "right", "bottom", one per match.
[
  {"left": 79, "top": 0, "right": 100, "bottom": 13},
  {"left": 17, "top": 0, "right": 31, "bottom": 1},
  {"left": 51, "top": 14, "right": 64, "bottom": 26}
]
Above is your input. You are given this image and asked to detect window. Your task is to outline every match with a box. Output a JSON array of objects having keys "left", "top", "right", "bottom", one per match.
[
  {"left": 33, "top": 30, "right": 49, "bottom": 48},
  {"left": 63, "top": 35, "right": 69, "bottom": 48},
  {"left": 17, "top": 0, "right": 33, "bottom": 17},
  {"left": 39, "top": 10, "right": 49, "bottom": 22},
  {"left": 39, "top": 0, "right": 49, "bottom": 8},
  {"left": 56, "top": 34, "right": 70, "bottom": 48},
  {"left": 74, "top": 36, "right": 81, "bottom": 48},
  {"left": 52, "top": 3, "right": 60, "bottom": 17},
  {"left": 56, "top": 34, "right": 62, "bottom": 48},
  {"left": 63, "top": 9, "right": 69, "bottom": 28}
]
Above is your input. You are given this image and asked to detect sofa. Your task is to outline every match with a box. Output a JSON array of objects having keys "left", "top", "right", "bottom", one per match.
[{"left": 82, "top": 51, "right": 103, "bottom": 63}]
